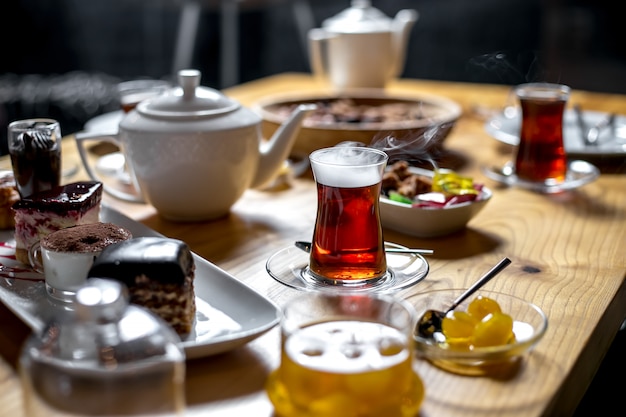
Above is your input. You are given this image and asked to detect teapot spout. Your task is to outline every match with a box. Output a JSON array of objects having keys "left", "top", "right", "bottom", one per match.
[
  {"left": 252, "top": 103, "right": 317, "bottom": 189},
  {"left": 391, "top": 9, "right": 419, "bottom": 78}
]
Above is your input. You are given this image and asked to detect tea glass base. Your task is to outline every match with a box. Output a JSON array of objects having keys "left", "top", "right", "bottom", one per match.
[
  {"left": 45, "top": 283, "right": 76, "bottom": 303},
  {"left": 266, "top": 243, "right": 429, "bottom": 293},
  {"left": 426, "top": 355, "right": 523, "bottom": 377},
  {"left": 482, "top": 160, "right": 599, "bottom": 193},
  {"left": 265, "top": 366, "right": 424, "bottom": 417}
]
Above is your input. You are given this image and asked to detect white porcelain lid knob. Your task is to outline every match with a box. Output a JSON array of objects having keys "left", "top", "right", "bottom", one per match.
[
  {"left": 137, "top": 69, "right": 239, "bottom": 119},
  {"left": 322, "top": 0, "right": 392, "bottom": 33}
]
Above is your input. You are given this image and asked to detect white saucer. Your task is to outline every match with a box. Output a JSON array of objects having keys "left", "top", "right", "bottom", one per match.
[
  {"left": 482, "top": 160, "right": 600, "bottom": 193},
  {"left": 83, "top": 110, "right": 123, "bottom": 133},
  {"left": 266, "top": 242, "right": 429, "bottom": 293},
  {"left": 95, "top": 152, "right": 132, "bottom": 185},
  {"left": 485, "top": 109, "right": 626, "bottom": 157}
]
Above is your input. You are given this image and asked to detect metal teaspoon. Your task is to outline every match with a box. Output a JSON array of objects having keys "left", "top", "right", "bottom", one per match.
[{"left": 415, "top": 257, "right": 512, "bottom": 339}]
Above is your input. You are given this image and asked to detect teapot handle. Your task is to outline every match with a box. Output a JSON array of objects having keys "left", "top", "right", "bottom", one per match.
[
  {"left": 308, "top": 29, "right": 337, "bottom": 85},
  {"left": 391, "top": 9, "right": 419, "bottom": 78},
  {"left": 74, "top": 131, "right": 145, "bottom": 203}
]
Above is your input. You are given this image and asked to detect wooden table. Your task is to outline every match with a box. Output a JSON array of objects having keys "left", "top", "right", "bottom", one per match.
[{"left": 1, "top": 73, "right": 625, "bottom": 417}]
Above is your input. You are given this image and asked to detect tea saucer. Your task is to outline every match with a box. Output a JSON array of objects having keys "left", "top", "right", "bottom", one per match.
[
  {"left": 482, "top": 160, "right": 600, "bottom": 193},
  {"left": 266, "top": 242, "right": 429, "bottom": 293},
  {"left": 95, "top": 152, "right": 132, "bottom": 185},
  {"left": 90, "top": 151, "right": 143, "bottom": 203}
]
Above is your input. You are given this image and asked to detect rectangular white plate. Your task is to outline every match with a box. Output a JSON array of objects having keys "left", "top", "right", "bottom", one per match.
[{"left": 0, "top": 205, "right": 280, "bottom": 359}]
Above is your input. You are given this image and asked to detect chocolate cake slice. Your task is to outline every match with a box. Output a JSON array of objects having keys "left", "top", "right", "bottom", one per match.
[
  {"left": 87, "top": 237, "right": 196, "bottom": 336},
  {"left": 12, "top": 181, "right": 103, "bottom": 265}
]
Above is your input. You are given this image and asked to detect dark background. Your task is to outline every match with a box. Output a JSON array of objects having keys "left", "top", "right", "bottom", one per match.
[
  {"left": 4, "top": 1, "right": 626, "bottom": 89},
  {"left": 2, "top": 0, "right": 625, "bottom": 154}
]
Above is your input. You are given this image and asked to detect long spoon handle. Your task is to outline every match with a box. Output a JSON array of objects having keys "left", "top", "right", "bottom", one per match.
[
  {"left": 445, "top": 257, "right": 512, "bottom": 314},
  {"left": 574, "top": 104, "right": 589, "bottom": 144}
]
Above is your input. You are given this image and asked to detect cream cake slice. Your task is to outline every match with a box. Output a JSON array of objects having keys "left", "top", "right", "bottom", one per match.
[{"left": 12, "top": 181, "right": 103, "bottom": 265}]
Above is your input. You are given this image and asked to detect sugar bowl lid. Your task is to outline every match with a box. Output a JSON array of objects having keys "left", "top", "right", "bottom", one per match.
[
  {"left": 136, "top": 69, "right": 240, "bottom": 119},
  {"left": 322, "top": 0, "right": 392, "bottom": 33},
  {"left": 75, "top": 278, "right": 126, "bottom": 316}
]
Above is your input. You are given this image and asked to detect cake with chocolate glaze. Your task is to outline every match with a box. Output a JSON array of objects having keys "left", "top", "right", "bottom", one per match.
[
  {"left": 88, "top": 237, "right": 196, "bottom": 336},
  {"left": 12, "top": 181, "right": 103, "bottom": 265}
]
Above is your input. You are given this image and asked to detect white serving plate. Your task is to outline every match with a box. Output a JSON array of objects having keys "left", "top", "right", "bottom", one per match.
[
  {"left": 0, "top": 205, "right": 280, "bottom": 359},
  {"left": 83, "top": 110, "right": 123, "bottom": 133},
  {"left": 485, "top": 109, "right": 626, "bottom": 157}
]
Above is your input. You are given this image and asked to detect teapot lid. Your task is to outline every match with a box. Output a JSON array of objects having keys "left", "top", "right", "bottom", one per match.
[
  {"left": 322, "top": 0, "right": 392, "bottom": 33},
  {"left": 136, "top": 69, "right": 239, "bottom": 119}
]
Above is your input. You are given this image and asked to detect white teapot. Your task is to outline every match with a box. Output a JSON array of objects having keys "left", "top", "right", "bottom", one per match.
[
  {"left": 309, "top": 0, "right": 418, "bottom": 91},
  {"left": 76, "top": 69, "right": 315, "bottom": 221}
]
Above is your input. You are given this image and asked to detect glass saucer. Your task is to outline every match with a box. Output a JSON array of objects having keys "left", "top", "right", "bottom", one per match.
[
  {"left": 266, "top": 242, "right": 429, "bottom": 293},
  {"left": 482, "top": 160, "right": 599, "bottom": 193}
]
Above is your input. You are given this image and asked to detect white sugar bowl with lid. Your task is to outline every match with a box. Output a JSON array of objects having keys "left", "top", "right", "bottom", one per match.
[
  {"left": 19, "top": 278, "right": 186, "bottom": 416},
  {"left": 76, "top": 69, "right": 315, "bottom": 221},
  {"left": 308, "top": 0, "right": 418, "bottom": 91}
]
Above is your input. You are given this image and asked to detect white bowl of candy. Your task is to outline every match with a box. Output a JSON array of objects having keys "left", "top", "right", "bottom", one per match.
[{"left": 380, "top": 162, "right": 492, "bottom": 238}]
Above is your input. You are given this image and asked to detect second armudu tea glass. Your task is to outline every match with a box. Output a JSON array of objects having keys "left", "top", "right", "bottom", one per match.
[
  {"left": 308, "top": 146, "right": 388, "bottom": 285},
  {"left": 514, "top": 83, "right": 570, "bottom": 183}
]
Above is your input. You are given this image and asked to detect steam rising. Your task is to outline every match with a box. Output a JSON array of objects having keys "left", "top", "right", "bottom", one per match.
[
  {"left": 335, "top": 119, "right": 454, "bottom": 171},
  {"left": 373, "top": 123, "right": 454, "bottom": 165},
  {"left": 317, "top": 119, "right": 451, "bottom": 185},
  {"left": 465, "top": 51, "right": 546, "bottom": 85},
  {"left": 330, "top": 51, "right": 549, "bottom": 170}
]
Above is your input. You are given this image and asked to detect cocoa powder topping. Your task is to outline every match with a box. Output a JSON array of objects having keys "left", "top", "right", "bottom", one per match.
[{"left": 42, "top": 222, "right": 132, "bottom": 252}]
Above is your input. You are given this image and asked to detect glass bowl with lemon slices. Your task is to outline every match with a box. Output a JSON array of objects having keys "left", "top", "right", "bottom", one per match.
[{"left": 406, "top": 289, "right": 548, "bottom": 376}]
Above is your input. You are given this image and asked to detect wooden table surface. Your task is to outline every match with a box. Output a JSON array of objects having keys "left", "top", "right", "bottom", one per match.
[{"left": 1, "top": 73, "right": 625, "bottom": 417}]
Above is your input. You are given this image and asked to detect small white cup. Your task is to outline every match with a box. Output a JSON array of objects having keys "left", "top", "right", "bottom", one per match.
[
  {"left": 29, "top": 242, "right": 101, "bottom": 303},
  {"left": 28, "top": 223, "right": 132, "bottom": 303}
]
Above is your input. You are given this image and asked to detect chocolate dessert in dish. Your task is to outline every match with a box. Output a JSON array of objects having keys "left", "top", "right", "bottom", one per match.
[
  {"left": 41, "top": 222, "right": 132, "bottom": 253},
  {"left": 12, "top": 181, "right": 103, "bottom": 265},
  {"left": 9, "top": 127, "right": 61, "bottom": 198},
  {"left": 87, "top": 237, "right": 196, "bottom": 336}
]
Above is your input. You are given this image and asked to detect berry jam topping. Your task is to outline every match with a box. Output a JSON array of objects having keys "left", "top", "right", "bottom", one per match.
[{"left": 12, "top": 181, "right": 103, "bottom": 213}]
